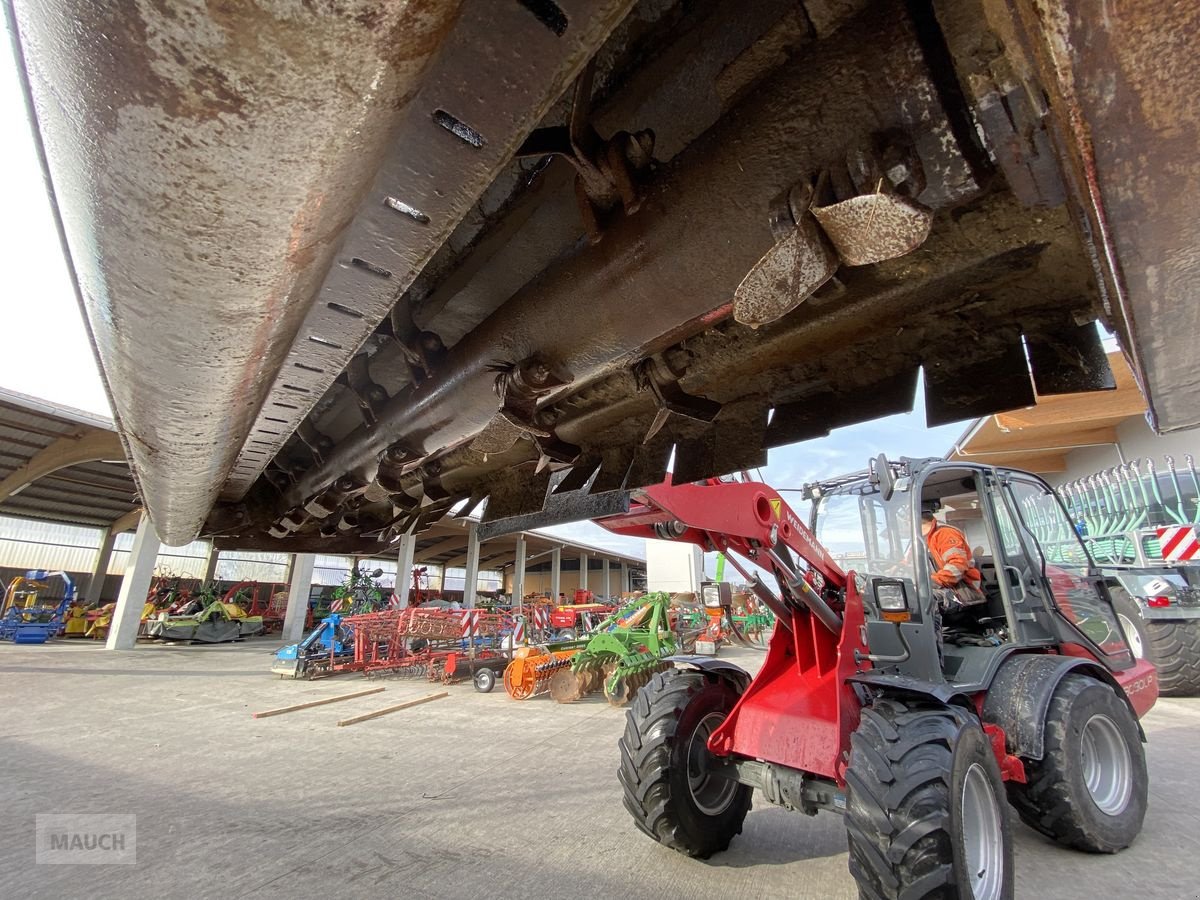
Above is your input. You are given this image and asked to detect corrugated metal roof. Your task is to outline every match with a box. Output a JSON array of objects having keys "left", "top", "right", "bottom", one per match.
[{"left": 0, "top": 388, "right": 137, "bottom": 529}]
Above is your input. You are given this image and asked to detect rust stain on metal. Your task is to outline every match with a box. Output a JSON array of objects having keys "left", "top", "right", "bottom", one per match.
[
  {"left": 11, "top": 0, "right": 464, "bottom": 543},
  {"left": 733, "top": 221, "right": 837, "bottom": 327},
  {"left": 811, "top": 193, "right": 933, "bottom": 266}
]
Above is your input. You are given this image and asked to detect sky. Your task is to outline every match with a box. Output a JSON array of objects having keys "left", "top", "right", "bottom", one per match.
[
  {"left": 0, "top": 43, "right": 111, "bottom": 418},
  {"left": 0, "top": 37, "right": 963, "bottom": 564}
]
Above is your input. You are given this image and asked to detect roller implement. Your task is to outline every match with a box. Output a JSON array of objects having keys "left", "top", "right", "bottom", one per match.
[{"left": 596, "top": 461, "right": 1157, "bottom": 898}]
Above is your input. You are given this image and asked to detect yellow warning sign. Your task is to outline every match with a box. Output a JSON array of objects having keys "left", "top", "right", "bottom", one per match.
[{"left": 769, "top": 498, "right": 782, "bottom": 520}]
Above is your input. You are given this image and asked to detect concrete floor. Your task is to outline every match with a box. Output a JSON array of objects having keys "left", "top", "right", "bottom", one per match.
[{"left": 1, "top": 639, "right": 1198, "bottom": 900}]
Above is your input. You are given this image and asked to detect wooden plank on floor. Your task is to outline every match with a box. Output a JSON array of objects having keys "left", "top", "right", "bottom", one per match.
[
  {"left": 251, "top": 686, "right": 385, "bottom": 718},
  {"left": 336, "top": 691, "right": 449, "bottom": 727}
]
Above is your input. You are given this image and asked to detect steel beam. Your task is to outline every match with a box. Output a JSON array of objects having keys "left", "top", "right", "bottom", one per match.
[
  {"left": 462, "top": 521, "right": 480, "bottom": 609},
  {"left": 551, "top": 547, "right": 562, "bottom": 603},
  {"left": 579, "top": 552, "right": 589, "bottom": 592},
  {"left": 83, "top": 526, "right": 115, "bottom": 605},
  {"left": 105, "top": 513, "right": 159, "bottom": 651},
  {"left": 281, "top": 554, "right": 315, "bottom": 645},
  {"left": 201, "top": 542, "right": 220, "bottom": 583},
  {"left": 395, "top": 533, "right": 416, "bottom": 608},
  {"left": 513, "top": 534, "right": 527, "bottom": 605},
  {"left": 0, "top": 430, "right": 124, "bottom": 504}
]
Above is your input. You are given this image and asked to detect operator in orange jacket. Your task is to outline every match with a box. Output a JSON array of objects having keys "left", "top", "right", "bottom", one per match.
[{"left": 920, "top": 510, "right": 986, "bottom": 612}]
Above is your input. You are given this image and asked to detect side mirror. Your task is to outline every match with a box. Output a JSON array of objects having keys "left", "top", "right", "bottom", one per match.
[
  {"left": 872, "top": 454, "right": 896, "bottom": 501},
  {"left": 370, "top": 568, "right": 384, "bottom": 578}
]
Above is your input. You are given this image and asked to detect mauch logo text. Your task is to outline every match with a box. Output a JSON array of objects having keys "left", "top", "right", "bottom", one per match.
[{"left": 36, "top": 814, "right": 136, "bottom": 865}]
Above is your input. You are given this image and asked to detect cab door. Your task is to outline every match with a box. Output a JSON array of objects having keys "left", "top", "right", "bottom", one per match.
[{"left": 999, "top": 471, "right": 1136, "bottom": 669}]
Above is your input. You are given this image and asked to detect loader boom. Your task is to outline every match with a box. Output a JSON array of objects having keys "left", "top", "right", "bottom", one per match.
[
  {"left": 596, "top": 476, "right": 848, "bottom": 634},
  {"left": 596, "top": 475, "right": 869, "bottom": 779}
]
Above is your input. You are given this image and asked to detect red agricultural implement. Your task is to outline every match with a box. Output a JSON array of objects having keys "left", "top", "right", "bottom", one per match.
[{"left": 288, "top": 606, "right": 516, "bottom": 692}]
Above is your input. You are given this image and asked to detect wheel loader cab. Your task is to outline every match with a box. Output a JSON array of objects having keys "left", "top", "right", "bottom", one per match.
[{"left": 812, "top": 460, "right": 1138, "bottom": 688}]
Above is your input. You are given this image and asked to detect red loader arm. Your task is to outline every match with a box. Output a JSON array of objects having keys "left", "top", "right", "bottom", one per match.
[{"left": 594, "top": 476, "right": 846, "bottom": 633}]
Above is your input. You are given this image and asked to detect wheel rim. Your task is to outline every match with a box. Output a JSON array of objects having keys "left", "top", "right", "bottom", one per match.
[
  {"left": 686, "top": 711, "right": 736, "bottom": 815},
  {"left": 1117, "top": 613, "right": 1145, "bottom": 659},
  {"left": 961, "top": 762, "right": 1004, "bottom": 900},
  {"left": 1080, "top": 713, "right": 1133, "bottom": 815}
]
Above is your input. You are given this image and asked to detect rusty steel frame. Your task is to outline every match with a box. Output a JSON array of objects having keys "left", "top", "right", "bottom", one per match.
[
  {"left": 9, "top": 0, "right": 1200, "bottom": 550},
  {"left": 7, "top": 0, "right": 634, "bottom": 545},
  {"left": 282, "top": 5, "right": 979, "bottom": 514}
]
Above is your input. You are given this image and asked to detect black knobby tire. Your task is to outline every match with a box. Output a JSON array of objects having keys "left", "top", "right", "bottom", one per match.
[
  {"left": 473, "top": 666, "right": 497, "bottom": 693},
  {"left": 1109, "top": 586, "right": 1151, "bottom": 664},
  {"left": 617, "top": 669, "right": 751, "bottom": 859},
  {"left": 845, "top": 700, "right": 1013, "bottom": 900},
  {"left": 1145, "top": 618, "right": 1200, "bottom": 696},
  {"left": 1006, "top": 673, "right": 1147, "bottom": 852}
]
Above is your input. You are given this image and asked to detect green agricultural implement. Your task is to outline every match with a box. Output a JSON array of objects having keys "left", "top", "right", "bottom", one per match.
[{"left": 548, "top": 593, "right": 676, "bottom": 706}]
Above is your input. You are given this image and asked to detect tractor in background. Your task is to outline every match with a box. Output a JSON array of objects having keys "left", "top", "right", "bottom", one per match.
[
  {"left": 0, "top": 570, "right": 76, "bottom": 644},
  {"left": 596, "top": 459, "right": 1156, "bottom": 899}
]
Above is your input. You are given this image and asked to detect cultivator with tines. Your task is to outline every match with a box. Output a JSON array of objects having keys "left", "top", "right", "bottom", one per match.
[{"left": 547, "top": 593, "right": 676, "bottom": 706}]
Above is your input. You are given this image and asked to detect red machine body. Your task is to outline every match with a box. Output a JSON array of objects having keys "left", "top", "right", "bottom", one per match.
[
  {"left": 596, "top": 475, "right": 1156, "bottom": 785},
  {"left": 596, "top": 477, "right": 868, "bottom": 780}
]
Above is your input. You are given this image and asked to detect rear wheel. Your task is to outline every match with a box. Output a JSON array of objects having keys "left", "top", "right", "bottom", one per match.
[
  {"left": 1145, "top": 618, "right": 1200, "bottom": 696},
  {"left": 473, "top": 666, "right": 496, "bottom": 693},
  {"left": 617, "top": 669, "right": 751, "bottom": 858},
  {"left": 1006, "top": 674, "right": 1146, "bottom": 852},
  {"left": 1109, "top": 586, "right": 1150, "bottom": 662},
  {"left": 845, "top": 700, "right": 1013, "bottom": 900}
]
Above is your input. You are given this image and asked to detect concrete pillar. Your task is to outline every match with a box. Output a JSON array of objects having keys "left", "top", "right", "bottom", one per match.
[
  {"left": 602, "top": 559, "right": 610, "bottom": 600},
  {"left": 395, "top": 532, "right": 416, "bottom": 608},
  {"left": 281, "top": 553, "right": 315, "bottom": 644},
  {"left": 621, "top": 562, "right": 631, "bottom": 595},
  {"left": 201, "top": 541, "right": 220, "bottom": 583},
  {"left": 550, "top": 547, "right": 562, "bottom": 601},
  {"left": 105, "top": 514, "right": 160, "bottom": 650},
  {"left": 463, "top": 521, "right": 481, "bottom": 608},
  {"left": 84, "top": 526, "right": 116, "bottom": 604},
  {"left": 579, "top": 551, "right": 589, "bottom": 592},
  {"left": 513, "top": 534, "right": 527, "bottom": 605}
]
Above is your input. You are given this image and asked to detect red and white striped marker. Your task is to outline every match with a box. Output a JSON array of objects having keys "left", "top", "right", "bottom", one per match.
[
  {"left": 460, "top": 610, "right": 481, "bottom": 639},
  {"left": 330, "top": 598, "right": 344, "bottom": 613},
  {"left": 512, "top": 617, "right": 525, "bottom": 644},
  {"left": 533, "top": 607, "right": 549, "bottom": 631},
  {"left": 1158, "top": 525, "right": 1200, "bottom": 562}
]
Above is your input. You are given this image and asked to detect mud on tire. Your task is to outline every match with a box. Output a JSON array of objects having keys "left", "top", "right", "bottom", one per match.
[
  {"left": 845, "top": 699, "right": 1013, "bottom": 900},
  {"left": 1006, "top": 674, "right": 1147, "bottom": 852},
  {"left": 617, "top": 669, "right": 751, "bottom": 859}
]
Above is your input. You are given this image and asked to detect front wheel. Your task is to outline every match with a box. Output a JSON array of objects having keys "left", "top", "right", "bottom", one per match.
[
  {"left": 1006, "top": 673, "right": 1147, "bottom": 852},
  {"left": 617, "top": 669, "right": 751, "bottom": 859},
  {"left": 846, "top": 700, "right": 1013, "bottom": 900}
]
